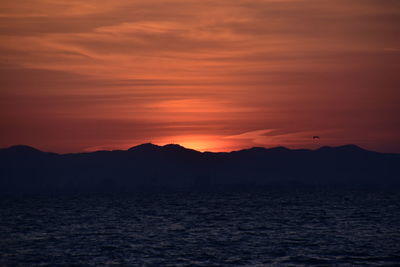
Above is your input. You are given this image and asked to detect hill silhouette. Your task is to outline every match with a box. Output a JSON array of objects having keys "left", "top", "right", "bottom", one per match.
[{"left": 0, "top": 144, "right": 399, "bottom": 194}]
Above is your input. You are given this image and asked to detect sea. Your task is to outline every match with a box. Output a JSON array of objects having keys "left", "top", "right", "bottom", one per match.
[{"left": 1, "top": 188, "right": 400, "bottom": 266}]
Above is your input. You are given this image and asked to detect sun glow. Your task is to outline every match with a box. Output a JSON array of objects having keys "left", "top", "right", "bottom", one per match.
[{"left": 155, "top": 135, "right": 234, "bottom": 152}]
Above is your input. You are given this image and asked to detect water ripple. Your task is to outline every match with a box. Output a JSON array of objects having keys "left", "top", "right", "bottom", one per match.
[{"left": 0, "top": 189, "right": 400, "bottom": 266}]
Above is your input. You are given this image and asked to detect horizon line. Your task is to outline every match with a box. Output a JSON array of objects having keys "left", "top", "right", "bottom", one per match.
[{"left": 0, "top": 143, "right": 386, "bottom": 155}]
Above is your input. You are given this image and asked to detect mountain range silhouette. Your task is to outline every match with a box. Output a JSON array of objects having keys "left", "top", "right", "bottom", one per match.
[{"left": 1, "top": 143, "right": 399, "bottom": 194}]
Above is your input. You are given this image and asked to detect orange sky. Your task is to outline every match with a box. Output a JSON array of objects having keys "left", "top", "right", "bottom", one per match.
[{"left": 0, "top": 0, "right": 399, "bottom": 153}]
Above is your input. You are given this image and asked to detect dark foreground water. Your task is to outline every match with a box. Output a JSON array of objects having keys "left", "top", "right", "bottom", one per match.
[{"left": 1, "top": 189, "right": 400, "bottom": 266}]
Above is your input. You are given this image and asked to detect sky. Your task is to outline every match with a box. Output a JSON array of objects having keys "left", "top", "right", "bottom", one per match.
[{"left": 0, "top": 0, "right": 399, "bottom": 153}]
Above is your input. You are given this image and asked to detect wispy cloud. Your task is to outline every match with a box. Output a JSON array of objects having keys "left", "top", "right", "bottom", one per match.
[{"left": 1, "top": 0, "right": 399, "bottom": 152}]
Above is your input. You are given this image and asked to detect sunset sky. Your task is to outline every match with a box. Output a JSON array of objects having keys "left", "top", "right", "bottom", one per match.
[{"left": 1, "top": 0, "right": 399, "bottom": 153}]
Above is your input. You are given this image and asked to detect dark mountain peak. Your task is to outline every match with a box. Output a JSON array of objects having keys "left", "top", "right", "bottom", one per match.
[
  {"left": 337, "top": 144, "right": 367, "bottom": 151},
  {"left": 234, "top": 147, "right": 267, "bottom": 153},
  {"left": 246, "top": 147, "right": 267, "bottom": 152},
  {"left": 3, "top": 145, "right": 42, "bottom": 154},
  {"left": 0, "top": 145, "right": 58, "bottom": 160},
  {"left": 163, "top": 143, "right": 185, "bottom": 149},
  {"left": 162, "top": 144, "right": 199, "bottom": 153},
  {"left": 128, "top": 143, "right": 160, "bottom": 151},
  {"left": 127, "top": 143, "right": 199, "bottom": 155},
  {"left": 317, "top": 144, "right": 368, "bottom": 153},
  {"left": 267, "top": 146, "right": 290, "bottom": 152}
]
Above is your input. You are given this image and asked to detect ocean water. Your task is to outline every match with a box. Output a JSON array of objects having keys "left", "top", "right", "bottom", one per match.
[{"left": 1, "top": 189, "right": 400, "bottom": 266}]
